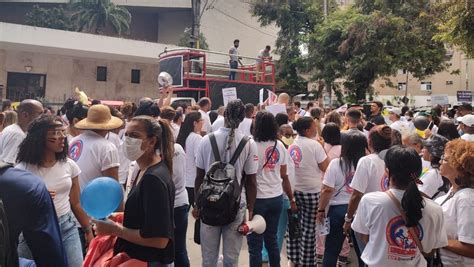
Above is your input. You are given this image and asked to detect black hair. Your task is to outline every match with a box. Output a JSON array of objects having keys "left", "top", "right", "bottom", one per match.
[
  {"left": 372, "top": 101, "right": 383, "bottom": 109},
  {"left": 293, "top": 101, "right": 301, "bottom": 108},
  {"left": 131, "top": 116, "right": 174, "bottom": 174},
  {"left": 91, "top": 99, "right": 101, "bottom": 105},
  {"left": 391, "top": 129, "right": 402, "bottom": 147},
  {"left": 322, "top": 122, "right": 341, "bottom": 146},
  {"left": 385, "top": 145, "right": 424, "bottom": 227},
  {"left": 293, "top": 117, "right": 314, "bottom": 136},
  {"left": 176, "top": 111, "right": 201, "bottom": 150},
  {"left": 234, "top": 39, "right": 240, "bottom": 43},
  {"left": 173, "top": 110, "right": 183, "bottom": 123},
  {"left": 209, "top": 110, "right": 218, "bottom": 124},
  {"left": 253, "top": 111, "right": 278, "bottom": 142},
  {"left": 265, "top": 45, "right": 271, "bottom": 50},
  {"left": 66, "top": 102, "right": 88, "bottom": 124},
  {"left": 2, "top": 99, "right": 11, "bottom": 112},
  {"left": 198, "top": 97, "right": 211, "bottom": 108},
  {"left": 401, "top": 106, "right": 409, "bottom": 116},
  {"left": 244, "top": 103, "right": 255, "bottom": 118},
  {"left": 275, "top": 113, "right": 289, "bottom": 127},
  {"left": 309, "top": 107, "right": 322, "bottom": 120},
  {"left": 339, "top": 131, "right": 368, "bottom": 175},
  {"left": 346, "top": 108, "right": 362, "bottom": 123},
  {"left": 369, "top": 125, "right": 392, "bottom": 153},
  {"left": 224, "top": 99, "right": 245, "bottom": 151},
  {"left": 60, "top": 98, "right": 75, "bottom": 115},
  {"left": 437, "top": 120, "right": 460, "bottom": 140},
  {"left": 160, "top": 106, "right": 176, "bottom": 121},
  {"left": 134, "top": 100, "right": 161, "bottom": 117},
  {"left": 17, "top": 114, "right": 68, "bottom": 165}
]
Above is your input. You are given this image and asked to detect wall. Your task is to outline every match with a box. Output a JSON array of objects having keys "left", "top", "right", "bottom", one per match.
[
  {"left": 0, "top": 49, "right": 159, "bottom": 102},
  {"left": 157, "top": 9, "right": 192, "bottom": 45}
]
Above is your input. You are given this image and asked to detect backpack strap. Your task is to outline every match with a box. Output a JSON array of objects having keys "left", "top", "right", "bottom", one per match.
[
  {"left": 209, "top": 133, "right": 222, "bottom": 162},
  {"left": 229, "top": 136, "right": 251, "bottom": 166},
  {"left": 0, "top": 162, "right": 12, "bottom": 172}
]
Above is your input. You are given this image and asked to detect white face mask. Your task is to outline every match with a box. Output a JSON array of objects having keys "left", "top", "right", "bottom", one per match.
[{"left": 123, "top": 136, "right": 145, "bottom": 161}]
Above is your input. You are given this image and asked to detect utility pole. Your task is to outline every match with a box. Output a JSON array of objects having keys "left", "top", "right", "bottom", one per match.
[
  {"left": 191, "top": 0, "right": 201, "bottom": 48},
  {"left": 466, "top": 58, "right": 469, "bottom": 91}
]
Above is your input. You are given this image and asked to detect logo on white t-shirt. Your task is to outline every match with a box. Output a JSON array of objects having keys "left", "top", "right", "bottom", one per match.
[
  {"left": 288, "top": 145, "right": 302, "bottom": 167},
  {"left": 69, "top": 140, "right": 83, "bottom": 161},
  {"left": 381, "top": 172, "right": 390, "bottom": 191},
  {"left": 386, "top": 215, "right": 423, "bottom": 261},
  {"left": 344, "top": 172, "right": 355, "bottom": 193},
  {"left": 264, "top": 146, "right": 280, "bottom": 170}
]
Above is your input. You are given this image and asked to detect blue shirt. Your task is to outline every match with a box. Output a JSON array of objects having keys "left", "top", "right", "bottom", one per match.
[{"left": 0, "top": 167, "right": 67, "bottom": 267}]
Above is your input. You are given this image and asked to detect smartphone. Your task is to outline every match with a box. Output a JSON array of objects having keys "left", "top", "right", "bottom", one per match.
[{"left": 364, "top": 122, "right": 375, "bottom": 131}]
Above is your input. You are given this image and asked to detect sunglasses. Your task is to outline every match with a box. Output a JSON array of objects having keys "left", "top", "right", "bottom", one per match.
[{"left": 48, "top": 128, "right": 67, "bottom": 138}]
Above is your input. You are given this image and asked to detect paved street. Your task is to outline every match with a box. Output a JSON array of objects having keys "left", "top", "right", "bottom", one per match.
[{"left": 185, "top": 213, "right": 357, "bottom": 266}]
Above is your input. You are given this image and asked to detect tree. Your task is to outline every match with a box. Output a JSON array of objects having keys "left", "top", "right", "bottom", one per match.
[
  {"left": 178, "top": 31, "right": 209, "bottom": 50},
  {"left": 308, "top": 1, "right": 447, "bottom": 101},
  {"left": 435, "top": 0, "right": 474, "bottom": 57},
  {"left": 25, "top": 5, "right": 74, "bottom": 31},
  {"left": 71, "top": 0, "right": 131, "bottom": 35},
  {"left": 252, "top": 0, "right": 334, "bottom": 96}
]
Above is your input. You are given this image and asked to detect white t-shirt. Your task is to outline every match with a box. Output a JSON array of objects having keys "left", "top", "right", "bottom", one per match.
[
  {"left": 199, "top": 109, "right": 212, "bottom": 133},
  {"left": 288, "top": 136, "right": 327, "bottom": 193},
  {"left": 436, "top": 188, "right": 474, "bottom": 266},
  {"left": 171, "top": 123, "right": 180, "bottom": 142},
  {"left": 184, "top": 132, "right": 203, "bottom": 188},
  {"left": 255, "top": 140, "right": 287, "bottom": 199},
  {"left": 106, "top": 132, "right": 130, "bottom": 185},
  {"left": 16, "top": 159, "right": 81, "bottom": 217},
  {"left": 390, "top": 120, "right": 409, "bottom": 135},
  {"left": 322, "top": 158, "right": 354, "bottom": 206},
  {"left": 211, "top": 116, "right": 225, "bottom": 132},
  {"left": 238, "top": 117, "right": 253, "bottom": 137},
  {"left": 195, "top": 127, "right": 259, "bottom": 202},
  {"left": 352, "top": 189, "right": 448, "bottom": 267},
  {"left": 324, "top": 143, "right": 341, "bottom": 162},
  {"left": 350, "top": 153, "right": 388, "bottom": 193},
  {"left": 422, "top": 159, "right": 431, "bottom": 171},
  {"left": 418, "top": 168, "right": 443, "bottom": 199},
  {"left": 173, "top": 144, "right": 189, "bottom": 208},
  {"left": 0, "top": 124, "right": 26, "bottom": 164},
  {"left": 69, "top": 130, "right": 120, "bottom": 190},
  {"left": 461, "top": 133, "right": 474, "bottom": 141}
]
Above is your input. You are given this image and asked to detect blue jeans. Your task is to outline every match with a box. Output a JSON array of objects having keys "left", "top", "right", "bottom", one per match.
[
  {"left": 352, "top": 230, "right": 367, "bottom": 267},
  {"left": 323, "top": 204, "right": 348, "bottom": 267},
  {"left": 200, "top": 203, "right": 246, "bottom": 267},
  {"left": 18, "top": 212, "right": 82, "bottom": 267},
  {"left": 174, "top": 205, "right": 190, "bottom": 267},
  {"left": 248, "top": 195, "right": 283, "bottom": 267},
  {"left": 148, "top": 262, "right": 171, "bottom": 267},
  {"left": 262, "top": 198, "right": 290, "bottom": 262},
  {"left": 229, "top": 61, "right": 238, "bottom": 80}
]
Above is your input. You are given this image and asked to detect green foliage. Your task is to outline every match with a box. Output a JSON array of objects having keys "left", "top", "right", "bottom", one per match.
[
  {"left": 71, "top": 0, "right": 131, "bottom": 35},
  {"left": 178, "top": 32, "right": 209, "bottom": 50},
  {"left": 25, "top": 5, "right": 74, "bottom": 31},
  {"left": 252, "top": 0, "right": 336, "bottom": 96},
  {"left": 435, "top": 0, "right": 474, "bottom": 58},
  {"left": 309, "top": 1, "right": 447, "bottom": 101}
]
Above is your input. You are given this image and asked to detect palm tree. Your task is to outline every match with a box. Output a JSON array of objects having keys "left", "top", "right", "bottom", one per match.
[{"left": 71, "top": 0, "right": 131, "bottom": 35}]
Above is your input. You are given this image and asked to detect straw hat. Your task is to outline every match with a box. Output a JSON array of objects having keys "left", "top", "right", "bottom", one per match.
[{"left": 75, "top": 104, "right": 123, "bottom": 130}]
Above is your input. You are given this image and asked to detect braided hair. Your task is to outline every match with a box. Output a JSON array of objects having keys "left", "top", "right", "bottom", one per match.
[{"left": 223, "top": 99, "right": 245, "bottom": 151}]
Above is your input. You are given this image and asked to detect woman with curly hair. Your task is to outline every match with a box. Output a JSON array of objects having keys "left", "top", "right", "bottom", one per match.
[
  {"left": 437, "top": 139, "right": 474, "bottom": 266},
  {"left": 16, "top": 114, "right": 91, "bottom": 267}
]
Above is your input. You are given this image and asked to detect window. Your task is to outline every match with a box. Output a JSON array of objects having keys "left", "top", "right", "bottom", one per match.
[
  {"left": 420, "top": 81, "right": 432, "bottom": 91},
  {"left": 446, "top": 81, "right": 453, "bottom": 85},
  {"left": 97, "top": 66, "right": 107, "bottom": 82},
  {"left": 397, "top": 82, "right": 407, "bottom": 91},
  {"left": 131, "top": 69, "right": 140, "bottom": 84},
  {"left": 6, "top": 72, "right": 46, "bottom": 101}
]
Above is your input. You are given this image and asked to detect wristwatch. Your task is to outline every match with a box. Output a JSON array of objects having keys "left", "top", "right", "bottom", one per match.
[{"left": 344, "top": 213, "right": 353, "bottom": 223}]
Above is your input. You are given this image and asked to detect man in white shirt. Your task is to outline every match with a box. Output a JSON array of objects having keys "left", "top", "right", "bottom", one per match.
[
  {"left": 0, "top": 99, "right": 43, "bottom": 164},
  {"left": 237, "top": 103, "right": 255, "bottom": 136},
  {"left": 457, "top": 114, "right": 474, "bottom": 141},
  {"left": 198, "top": 97, "right": 212, "bottom": 135},
  {"left": 256, "top": 45, "right": 271, "bottom": 82},
  {"left": 387, "top": 107, "right": 409, "bottom": 135},
  {"left": 193, "top": 99, "right": 259, "bottom": 267},
  {"left": 294, "top": 101, "right": 306, "bottom": 117}
]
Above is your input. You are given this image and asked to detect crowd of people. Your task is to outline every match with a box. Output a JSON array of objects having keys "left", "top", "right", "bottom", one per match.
[{"left": 0, "top": 91, "right": 473, "bottom": 267}]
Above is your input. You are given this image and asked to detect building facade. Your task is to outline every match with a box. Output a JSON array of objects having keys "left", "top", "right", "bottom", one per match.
[{"left": 0, "top": 0, "right": 278, "bottom": 103}]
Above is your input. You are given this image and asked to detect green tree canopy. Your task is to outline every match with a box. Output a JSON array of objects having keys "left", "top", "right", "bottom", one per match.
[
  {"left": 308, "top": 0, "right": 447, "bottom": 101},
  {"left": 25, "top": 5, "right": 74, "bottom": 31},
  {"left": 71, "top": 0, "right": 131, "bottom": 35},
  {"left": 178, "top": 31, "right": 209, "bottom": 50},
  {"left": 435, "top": 0, "right": 474, "bottom": 58}
]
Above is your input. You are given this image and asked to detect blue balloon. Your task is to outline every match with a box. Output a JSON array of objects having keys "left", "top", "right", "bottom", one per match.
[{"left": 80, "top": 177, "right": 123, "bottom": 219}]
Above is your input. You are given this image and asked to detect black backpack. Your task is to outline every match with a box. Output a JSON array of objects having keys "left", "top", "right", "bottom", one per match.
[
  {"left": 0, "top": 162, "right": 16, "bottom": 267},
  {"left": 197, "top": 133, "right": 250, "bottom": 226}
]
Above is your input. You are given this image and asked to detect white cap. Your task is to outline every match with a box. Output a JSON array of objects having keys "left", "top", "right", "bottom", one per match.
[
  {"left": 457, "top": 114, "right": 474, "bottom": 127},
  {"left": 387, "top": 107, "right": 402, "bottom": 116}
]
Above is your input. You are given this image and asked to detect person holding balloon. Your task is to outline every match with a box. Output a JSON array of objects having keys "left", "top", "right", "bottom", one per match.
[
  {"left": 15, "top": 114, "right": 92, "bottom": 267},
  {"left": 92, "top": 116, "right": 176, "bottom": 267}
]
